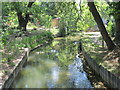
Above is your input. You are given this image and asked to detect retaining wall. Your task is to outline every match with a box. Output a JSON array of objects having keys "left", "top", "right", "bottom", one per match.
[
  {"left": 1, "top": 52, "right": 28, "bottom": 89},
  {"left": 82, "top": 48, "right": 120, "bottom": 89},
  {"left": 0, "top": 43, "right": 48, "bottom": 89}
]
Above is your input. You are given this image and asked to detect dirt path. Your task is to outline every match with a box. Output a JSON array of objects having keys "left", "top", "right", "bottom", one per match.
[{"left": 81, "top": 31, "right": 120, "bottom": 78}]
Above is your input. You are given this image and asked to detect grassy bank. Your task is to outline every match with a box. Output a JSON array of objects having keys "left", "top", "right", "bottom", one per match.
[{"left": 0, "top": 30, "right": 53, "bottom": 78}]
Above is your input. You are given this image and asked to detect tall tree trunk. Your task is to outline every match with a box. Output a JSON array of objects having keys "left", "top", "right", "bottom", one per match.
[
  {"left": 17, "top": 12, "right": 27, "bottom": 31},
  {"left": 16, "top": 2, "right": 34, "bottom": 31},
  {"left": 88, "top": 1, "right": 116, "bottom": 50}
]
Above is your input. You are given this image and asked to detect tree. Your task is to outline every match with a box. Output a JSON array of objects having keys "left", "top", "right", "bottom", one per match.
[
  {"left": 13, "top": 2, "right": 35, "bottom": 31},
  {"left": 77, "top": 2, "right": 96, "bottom": 31},
  {"left": 109, "top": 2, "right": 120, "bottom": 46},
  {"left": 41, "top": 2, "right": 58, "bottom": 18},
  {"left": 56, "top": 2, "right": 79, "bottom": 36},
  {"left": 2, "top": 2, "right": 35, "bottom": 32},
  {"left": 87, "top": 1, "right": 116, "bottom": 50}
]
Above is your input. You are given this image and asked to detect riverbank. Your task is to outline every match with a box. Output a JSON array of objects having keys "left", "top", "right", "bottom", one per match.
[
  {"left": 82, "top": 48, "right": 120, "bottom": 89},
  {"left": 52, "top": 36, "right": 113, "bottom": 88},
  {"left": 11, "top": 37, "right": 92, "bottom": 88},
  {"left": 0, "top": 30, "right": 53, "bottom": 89},
  {"left": 81, "top": 32, "right": 120, "bottom": 79},
  {"left": 52, "top": 34, "right": 118, "bottom": 89},
  {"left": 1, "top": 31, "right": 118, "bottom": 89},
  {"left": 81, "top": 54, "right": 109, "bottom": 88}
]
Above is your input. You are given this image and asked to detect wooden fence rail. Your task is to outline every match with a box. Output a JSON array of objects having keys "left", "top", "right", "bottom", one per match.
[{"left": 82, "top": 48, "right": 120, "bottom": 89}]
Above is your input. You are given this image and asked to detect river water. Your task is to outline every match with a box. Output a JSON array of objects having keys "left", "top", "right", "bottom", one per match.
[{"left": 12, "top": 38, "right": 93, "bottom": 88}]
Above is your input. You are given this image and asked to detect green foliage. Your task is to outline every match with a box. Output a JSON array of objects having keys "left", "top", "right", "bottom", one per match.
[
  {"left": 1, "top": 29, "right": 20, "bottom": 45},
  {"left": 2, "top": 2, "right": 53, "bottom": 29},
  {"left": 41, "top": 2, "right": 58, "bottom": 18},
  {"left": 81, "top": 35, "right": 102, "bottom": 53},
  {"left": 1, "top": 58, "right": 7, "bottom": 63},
  {"left": 48, "top": 39, "right": 78, "bottom": 70},
  {"left": 81, "top": 36, "right": 104, "bottom": 64},
  {"left": 1, "top": 31, "right": 53, "bottom": 66},
  {"left": 13, "top": 31, "right": 53, "bottom": 49},
  {"left": 95, "top": 1, "right": 109, "bottom": 19},
  {"left": 109, "top": 2, "right": 120, "bottom": 19},
  {"left": 2, "top": 3, "right": 19, "bottom": 28},
  {"left": 36, "top": 15, "right": 52, "bottom": 27},
  {"left": 2, "top": 1, "right": 119, "bottom": 35},
  {"left": 77, "top": 3, "right": 96, "bottom": 31},
  {"left": 106, "top": 20, "right": 115, "bottom": 37},
  {"left": 50, "top": 28, "right": 59, "bottom": 36},
  {"left": 56, "top": 2, "right": 79, "bottom": 36}
]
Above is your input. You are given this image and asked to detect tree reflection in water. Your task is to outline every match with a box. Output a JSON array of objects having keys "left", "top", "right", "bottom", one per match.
[{"left": 12, "top": 38, "right": 92, "bottom": 88}]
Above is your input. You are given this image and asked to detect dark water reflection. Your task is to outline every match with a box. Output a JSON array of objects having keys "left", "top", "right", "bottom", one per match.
[{"left": 12, "top": 38, "right": 92, "bottom": 88}]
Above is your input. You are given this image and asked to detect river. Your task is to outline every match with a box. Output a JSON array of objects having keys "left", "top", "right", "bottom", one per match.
[{"left": 12, "top": 38, "right": 93, "bottom": 88}]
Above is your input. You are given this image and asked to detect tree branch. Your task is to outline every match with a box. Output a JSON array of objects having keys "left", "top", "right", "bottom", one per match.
[{"left": 25, "top": 2, "right": 35, "bottom": 22}]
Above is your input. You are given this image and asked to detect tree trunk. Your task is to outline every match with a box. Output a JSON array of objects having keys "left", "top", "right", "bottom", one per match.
[
  {"left": 16, "top": 2, "right": 34, "bottom": 31},
  {"left": 17, "top": 12, "right": 27, "bottom": 31},
  {"left": 88, "top": 1, "right": 116, "bottom": 50},
  {"left": 114, "top": 18, "right": 120, "bottom": 46},
  {"left": 104, "top": 2, "right": 120, "bottom": 47}
]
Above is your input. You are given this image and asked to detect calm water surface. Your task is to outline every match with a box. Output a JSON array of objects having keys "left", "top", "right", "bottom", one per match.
[{"left": 12, "top": 38, "right": 92, "bottom": 88}]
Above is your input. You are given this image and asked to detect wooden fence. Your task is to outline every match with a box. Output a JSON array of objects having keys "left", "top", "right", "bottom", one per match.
[{"left": 82, "top": 48, "right": 120, "bottom": 89}]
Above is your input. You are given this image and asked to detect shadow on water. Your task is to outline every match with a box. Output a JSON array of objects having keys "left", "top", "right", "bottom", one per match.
[{"left": 12, "top": 38, "right": 93, "bottom": 88}]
